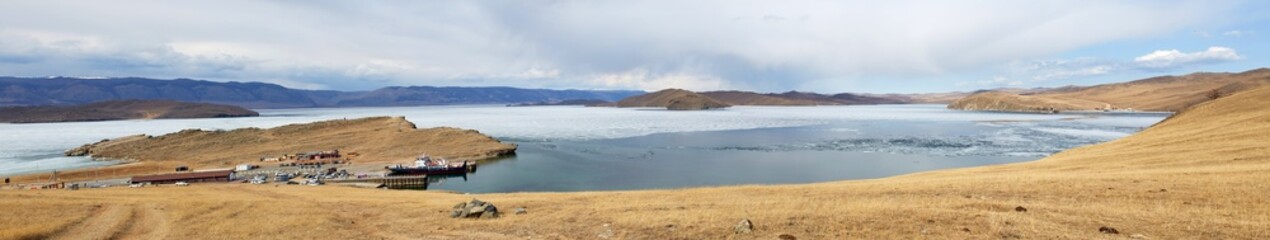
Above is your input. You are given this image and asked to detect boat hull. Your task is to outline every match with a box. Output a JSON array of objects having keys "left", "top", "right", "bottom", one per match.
[{"left": 388, "top": 167, "right": 469, "bottom": 176}]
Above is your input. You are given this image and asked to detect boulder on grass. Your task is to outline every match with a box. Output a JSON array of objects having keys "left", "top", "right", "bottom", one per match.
[{"left": 451, "top": 199, "right": 499, "bottom": 219}]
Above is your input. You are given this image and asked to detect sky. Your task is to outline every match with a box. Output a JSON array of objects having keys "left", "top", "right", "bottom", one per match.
[{"left": 0, "top": 1, "right": 1267, "bottom": 93}]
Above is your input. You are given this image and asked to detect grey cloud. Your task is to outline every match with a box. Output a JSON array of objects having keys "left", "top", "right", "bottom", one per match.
[{"left": 0, "top": 0, "right": 1249, "bottom": 92}]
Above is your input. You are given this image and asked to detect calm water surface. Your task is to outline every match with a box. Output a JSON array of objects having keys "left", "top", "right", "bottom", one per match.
[{"left": 0, "top": 105, "right": 1168, "bottom": 193}]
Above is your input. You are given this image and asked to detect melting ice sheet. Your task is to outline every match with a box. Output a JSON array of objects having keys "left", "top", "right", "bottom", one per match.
[{"left": 0, "top": 104, "right": 1167, "bottom": 182}]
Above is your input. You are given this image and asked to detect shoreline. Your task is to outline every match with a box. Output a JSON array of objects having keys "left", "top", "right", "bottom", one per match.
[{"left": 1, "top": 87, "right": 1268, "bottom": 238}]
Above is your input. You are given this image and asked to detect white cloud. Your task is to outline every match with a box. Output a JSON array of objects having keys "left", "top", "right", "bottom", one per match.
[
  {"left": 0, "top": 1, "right": 1248, "bottom": 91},
  {"left": 1009, "top": 58, "right": 1119, "bottom": 81},
  {"left": 1002, "top": 46, "right": 1244, "bottom": 85},
  {"left": 1133, "top": 47, "right": 1242, "bottom": 69},
  {"left": 588, "top": 68, "right": 730, "bottom": 91},
  {"left": 1222, "top": 30, "right": 1249, "bottom": 37},
  {"left": 957, "top": 76, "right": 1020, "bottom": 87}
]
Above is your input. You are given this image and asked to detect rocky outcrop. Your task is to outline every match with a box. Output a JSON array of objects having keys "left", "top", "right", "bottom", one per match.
[{"left": 451, "top": 199, "right": 499, "bottom": 219}]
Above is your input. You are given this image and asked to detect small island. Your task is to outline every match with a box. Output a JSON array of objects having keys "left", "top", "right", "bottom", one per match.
[
  {"left": 610, "top": 88, "right": 911, "bottom": 110},
  {"left": 66, "top": 116, "right": 515, "bottom": 165},
  {"left": 614, "top": 89, "right": 731, "bottom": 110},
  {"left": 0, "top": 100, "right": 259, "bottom": 123}
]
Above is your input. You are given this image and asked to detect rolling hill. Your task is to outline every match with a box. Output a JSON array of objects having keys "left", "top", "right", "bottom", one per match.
[
  {"left": 0, "top": 77, "right": 644, "bottom": 108},
  {"left": 5, "top": 85, "right": 1269, "bottom": 239},
  {"left": 0, "top": 100, "right": 258, "bottom": 123},
  {"left": 949, "top": 68, "right": 1270, "bottom": 112},
  {"left": 615, "top": 89, "right": 909, "bottom": 109},
  {"left": 614, "top": 89, "right": 731, "bottom": 110}
]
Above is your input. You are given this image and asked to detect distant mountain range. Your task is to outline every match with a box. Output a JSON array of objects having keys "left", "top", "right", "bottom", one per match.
[
  {"left": 0, "top": 100, "right": 258, "bottom": 123},
  {"left": 0, "top": 77, "right": 645, "bottom": 108}
]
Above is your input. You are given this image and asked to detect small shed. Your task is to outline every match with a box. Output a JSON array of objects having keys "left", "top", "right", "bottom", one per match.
[{"left": 130, "top": 170, "right": 233, "bottom": 185}]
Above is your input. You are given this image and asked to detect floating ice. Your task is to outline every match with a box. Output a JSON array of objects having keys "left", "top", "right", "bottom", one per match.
[{"left": 0, "top": 104, "right": 1166, "bottom": 176}]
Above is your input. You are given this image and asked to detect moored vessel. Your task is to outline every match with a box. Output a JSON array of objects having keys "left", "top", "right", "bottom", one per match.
[{"left": 387, "top": 154, "right": 476, "bottom": 176}]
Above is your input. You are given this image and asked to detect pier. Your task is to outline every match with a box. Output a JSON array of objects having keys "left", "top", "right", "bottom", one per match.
[{"left": 325, "top": 175, "right": 429, "bottom": 189}]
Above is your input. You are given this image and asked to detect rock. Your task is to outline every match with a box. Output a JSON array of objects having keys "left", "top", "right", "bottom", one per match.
[
  {"left": 1014, "top": 206, "right": 1028, "bottom": 212},
  {"left": 1130, "top": 233, "right": 1149, "bottom": 239},
  {"left": 778, "top": 234, "right": 797, "bottom": 240},
  {"left": 598, "top": 223, "right": 615, "bottom": 239},
  {"left": 1099, "top": 226, "right": 1119, "bottom": 234},
  {"left": 734, "top": 219, "right": 753, "bottom": 234},
  {"left": 514, "top": 207, "right": 527, "bottom": 215},
  {"left": 64, "top": 144, "right": 93, "bottom": 156},
  {"left": 451, "top": 199, "right": 499, "bottom": 219}
]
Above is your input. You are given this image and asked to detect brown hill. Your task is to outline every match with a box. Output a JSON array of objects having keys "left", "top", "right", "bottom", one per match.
[
  {"left": 666, "top": 94, "right": 730, "bottom": 110},
  {"left": 0, "top": 100, "right": 258, "bottom": 123},
  {"left": 4, "top": 86, "right": 1270, "bottom": 238},
  {"left": 949, "top": 68, "right": 1270, "bottom": 112},
  {"left": 61, "top": 116, "right": 515, "bottom": 174},
  {"left": 615, "top": 89, "right": 731, "bottom": 110},
  {"left": 698, "top": 91, "right": 825, "bottom": 105},
  {"left": 863, "top": 88, "right": 1052, "bottom": 104},
  {"left": 945, "top": 91, "right": 1105, "bottom": 113},
  {"left": 619, "top": 89, "right": 903, "bottom": 108}
]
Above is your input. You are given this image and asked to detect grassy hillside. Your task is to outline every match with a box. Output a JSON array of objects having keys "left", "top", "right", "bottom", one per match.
[
  {"left": 699, "top": 91, "right": 825, "bottom": 105},
  {"left": 3, "top": 87, "right": 1268, "bottom": 239},
  {"left": 949, "top": 68, "right": 1270, "bottom": 112},
  {"left": 12, "top": 117, "right": 516, "bottom": 184},
  {"left": 0, "top": 100, "right": 258, "bottom": 123},
  {"left": 615, "top": 89, "right": 731, "bottom": 110}
]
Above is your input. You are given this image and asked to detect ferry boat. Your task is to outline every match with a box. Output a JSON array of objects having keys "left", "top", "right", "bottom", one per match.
[{"left": 386, "top": 154, "right": 475, "bottom": 176}]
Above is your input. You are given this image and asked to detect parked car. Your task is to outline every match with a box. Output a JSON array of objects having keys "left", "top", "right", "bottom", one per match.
[
  {"left": 130, "top": 183, "right": 144, "bottom": 188},
  {"left": 175, "top": 181, "right": 190, "bottom": 186}
]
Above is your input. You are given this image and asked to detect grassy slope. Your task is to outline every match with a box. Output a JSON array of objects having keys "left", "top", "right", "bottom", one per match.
[
  {"left": 10, "top": 117, "right": 516, "bottom": 184},
  {"left": 700, "top": 91, "right": 825, "bottom": 106},
  {"left": 944, "top": 91, "right": 1105, "bottom": 113},
  {"left": 3, "top": 87, "right": 1269, "bottom": 239},
  {"left": 950, "top": 68, "right": 1270, "bottom": 112}
]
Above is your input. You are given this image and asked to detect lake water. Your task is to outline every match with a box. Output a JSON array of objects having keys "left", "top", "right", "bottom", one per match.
[{"left": 0, "top": 105, "right": 1168, "bottom": 192}]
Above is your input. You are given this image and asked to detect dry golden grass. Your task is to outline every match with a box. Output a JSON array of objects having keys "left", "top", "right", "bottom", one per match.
[
  {"left": 945, "top": 91, "right": 1105, "bottom": 112},
  {"left": 950, "top": 68, "right": 1270, "bottom": 112},
  {"left": 2, "top": 86, "right": 1269, "bottom": 239},
  {"left": 17, "top": 116, "right": 515, "bottom": 184},
  {"left": 700, "top": 91, "right": 827, "bottom": 106},
  {"left": 615, "top": 89, "right": 729, "bottom": 108}
]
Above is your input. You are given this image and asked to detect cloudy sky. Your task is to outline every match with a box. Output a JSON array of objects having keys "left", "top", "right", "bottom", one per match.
[{"left": 1, "top": 1, "right": 1267, "bottom": 93}]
